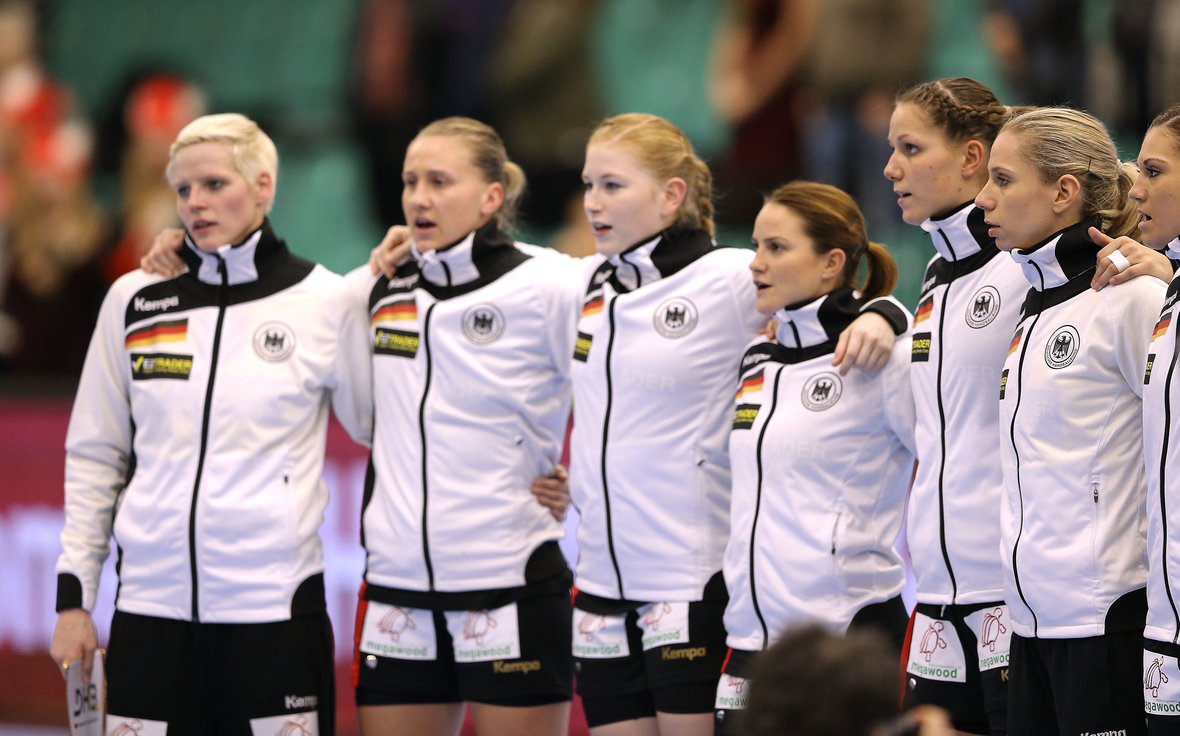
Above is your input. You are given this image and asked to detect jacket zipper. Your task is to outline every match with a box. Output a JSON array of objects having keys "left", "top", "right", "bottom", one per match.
[
  {"left": 188, "top": 255, "right": 228, "bottom": 621},
  {"left": 1008, "top": 264, "right": 1044, "bottom": 635},
  {"left": 1159, "top": 316, "right": 1180, "bottom": 641},
  {"left": 419, "top": 303, "right": 437, "bottom": 590},
  {"left": 600, "top": 297, "right": 625, "bottom": 597},
  {"left": 750, "top": 367, "right": 783, "bottom": 650},
  {"left": 933, "top": 258, "right": 959, "bottom": 602}
]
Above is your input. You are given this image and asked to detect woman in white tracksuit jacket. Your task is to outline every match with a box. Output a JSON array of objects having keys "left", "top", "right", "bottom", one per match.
[
  {"left": 567, "top": 113, "right": 910, "bottom": 736},
  {"left": 977, "top": 107, "right": 1165, "bottom": 736},
  {"left": 713, "top": 181, "right": 917, "bottom": 732}
]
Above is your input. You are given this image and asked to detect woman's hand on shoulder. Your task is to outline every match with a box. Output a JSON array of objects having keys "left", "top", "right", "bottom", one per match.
[
  {"left": 370, "top": 226, "right": 414, "bottom": 279},
  {"left": 1090, "top": 227, "right": 1173, "bottom": 291},
  {"left": 139, "top": 228, "right": 188, "bottom": 277},
  {"left": 833, "top": 312, "right": 894, "bottom": 375},
  {"left": 531, "top": 465, "right": 571, "bottom": 522}
]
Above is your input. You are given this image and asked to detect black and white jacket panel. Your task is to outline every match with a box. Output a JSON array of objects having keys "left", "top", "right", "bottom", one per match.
[
  {"left": 723, "top": 288, "right": 917, "bottom": 650},
  {"left": 999, "top": 219, "right": 1165, "bottom": 638},
  {"left": 56, "top": 222, "right": 374, "bottom": 623},
  {"left": 353, "top": 224, "right": 583, "bottom": 608},
  {"left": 906, "top": 203, "right": 1029, "bottom": 606}
]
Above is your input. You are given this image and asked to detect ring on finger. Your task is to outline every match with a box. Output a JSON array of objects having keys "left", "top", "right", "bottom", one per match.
[{"left": 1107, "top": 249, "right": 1131, "bottom": 274}]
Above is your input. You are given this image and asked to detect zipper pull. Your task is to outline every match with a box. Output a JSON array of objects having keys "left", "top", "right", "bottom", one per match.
[{"left": 1092, "top": 482, "right": 1099, "bottom": 503}]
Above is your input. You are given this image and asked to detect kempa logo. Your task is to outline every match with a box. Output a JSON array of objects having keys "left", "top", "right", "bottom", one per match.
[
  {"left": 389, "top": 274, "right": 419, "bottom": 289},
  {"left": 1079, "top": 731, "right": 1127, "bottom": 736},
  {"left": 254, "top": 322, "right": 296, "bottom": 362},
  {"left": 801, "top": 372, "right": 842, "bottom": 411},
  {"left": 965, "top": 285, "right": 1001, "bottom": 328},
  {"left": 1044, "top": 325, "right": 1080, "bottom": 369},
  {"left": 653, "top": 297, "right": 698, "bottom": 339},
  {"left": 493, "top": 659, "right": 540, "bottom": 674},
  {"left": 285, "top": 695, "right": 318, "bottom": 709},
  {"left": 1147, "top": 657, "right": 1170, "bottom": 698},
  {"left": 921, "top": 275, "right": 937, "bottom": 294},
  {"left": 462, "top": 303, "right": 506, "bottom": 345},
  {"left": 133, "top": 295, "right": 179, "bottom": 312},
  {"left": 661, "top": 646, "right": 706, "bottom": 661}
]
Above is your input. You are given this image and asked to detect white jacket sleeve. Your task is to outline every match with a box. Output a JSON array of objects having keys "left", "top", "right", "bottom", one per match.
[
  {"left": 328, "top": 270, "right": 376, "bottom": 446},
  {"left": 543, "top": 254, "right": 586, "bottom": 380},
  {"left": 1109, "top": 275, "right": 1168, "bottom": 399},
  {"left": 55, "top": 284, "right": 134, "bottom": 612},
  {"left": 881, "top": 333, "right": 918, "bottom": 456}
]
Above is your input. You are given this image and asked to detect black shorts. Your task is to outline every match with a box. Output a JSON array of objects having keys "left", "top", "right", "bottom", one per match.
[
  {"left": 1009, "top": 632, "right": 1146, "bottom": 736},
  {"left": 902, "top": 601, "right": 1010, "bottom": 736},
  {"left": 105, "top": 610, "right": 335, "bottom": 736},
  {"left": 714, "top": 597, "right": 908, "bottom": 736},
  {"left": 1146, "top": 638, "right": 1180, "bottom": 734},
  {"left": 573, "top": 574, "right": 729, "bottom": 728},
  {"left": 352, "top": 590, "right": 573, "bottom": 707}
]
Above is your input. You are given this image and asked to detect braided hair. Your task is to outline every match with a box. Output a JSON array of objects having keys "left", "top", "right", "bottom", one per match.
[{"left": 896, "top": 78, "right": 1015, "bottom": 146}]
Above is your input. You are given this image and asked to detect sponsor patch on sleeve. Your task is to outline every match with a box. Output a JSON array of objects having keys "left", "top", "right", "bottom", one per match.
[
  {"left": 573, "top": 331, "right": 593, "bottom": 362},
  {"left": 1147, "top": 354, "right": 1157, "bottom": 385},
  {"left": 911, "top": 332, "right": 931, "bottom": 362},
  {"left": 374, "top": 328, "right": 419, "bottom": 358},
  {"left": 125, "top": 318, "right": 188, "bottom": 349},
  {"left": 999, "top": 368, "right": 1009, "bottom": 399},
  {"left": 733, "top": 404, "right": 760, "bottom": 430},
  {"left": 130, "top": 353, "right": 193, "bottom": 380}
]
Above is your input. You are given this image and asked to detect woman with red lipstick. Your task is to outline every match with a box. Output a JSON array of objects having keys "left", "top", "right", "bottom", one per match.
[
  {"left": 975, "top": 107, "right": 1164, "bottom": 736},
  {"left": 714, "top": 181, "right": 916, "bottom": 733},
  {"left": 882, "top": 78, "right": 1027, "bottom": 736},
  {"left": 566, "top": 114, "right": 910, "bottom": 736}
]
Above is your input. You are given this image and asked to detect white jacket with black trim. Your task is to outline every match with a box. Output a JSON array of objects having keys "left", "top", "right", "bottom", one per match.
[
  {"left": 351, "top": 223, "right": 584, "bottom": 609},
  {"left": 907, "top": 203, "right": 1029, "bottom": 606},
  {"left": 55, "top": 221, "right": 373, "bottom": 623},
  {"left": 568, "top": 227, "right": 912, "bottom": 603},
  {"left": 999, "top": 219, "right": 1164, "bottom": 639},
  {"left": 722, "top": 287, "right": 916, "bottom": 651},
  {"left": 1142, "top": 237, "right": 1180, "bottom": 644}
]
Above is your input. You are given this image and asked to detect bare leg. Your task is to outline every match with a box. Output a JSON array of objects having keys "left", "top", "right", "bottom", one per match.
[
  {"left": 654, "top": 712, "right": 714, "bottom": 736},
  {"left": 589, "top": 717, "right": 661, "bottom": 736},
  {"left": 467, "top": 700, "right": 572, "bottom": 736},
  {"left": 357, "top": 703, "right": 466, "bottom": 736}
]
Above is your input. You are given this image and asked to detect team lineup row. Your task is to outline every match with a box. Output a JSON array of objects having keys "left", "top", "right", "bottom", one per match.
[{"left": 47, "top": 76, "right": 1180, "bottom": 736}]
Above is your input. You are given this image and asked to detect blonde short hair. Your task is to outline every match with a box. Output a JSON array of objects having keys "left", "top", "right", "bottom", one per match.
[{"left": 166, "top": 113, "right": 278, "bottom": 213}]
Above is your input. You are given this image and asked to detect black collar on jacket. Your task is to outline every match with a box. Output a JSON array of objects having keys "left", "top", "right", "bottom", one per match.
[
  {"left": 378, "top": 221, "right": 530, "bottom": 303},
  {"left": 1012, "top": 218, "right": 1102, "bottom": 318},
  {"left": 587, "top": 226, "right": 717, "bottom": 295}
]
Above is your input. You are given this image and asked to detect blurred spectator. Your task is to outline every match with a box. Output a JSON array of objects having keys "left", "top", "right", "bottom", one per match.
[
  {"left": 102, "top": 74, "right": 206, "bottom": 281},
  {"left": 798, "top": 0, "right": 928, "bottom": 233},
  {"left": 709, "top": 0, "right": 819, "bottom": 225},
  {"left": 354, "top": 0, "right": 514, "bottom": 228},
  {"left": 741, "top": 624, "right": 955, "bottom": 736},
  {"left": 0, "top": 0, "right": 106, "bottom": 375}
]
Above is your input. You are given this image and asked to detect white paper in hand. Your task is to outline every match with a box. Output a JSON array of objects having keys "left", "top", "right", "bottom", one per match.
[{"left": 66, "top": 649, "right": 105, "bottom": 736}]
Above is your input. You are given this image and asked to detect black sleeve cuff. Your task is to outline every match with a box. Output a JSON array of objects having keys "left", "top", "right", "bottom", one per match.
[
  {"left": 862, "top": 300, "right": 908, "bottom": 336},
  {"left": 56, "top": 573, "right": 84, "bottom": 612}
]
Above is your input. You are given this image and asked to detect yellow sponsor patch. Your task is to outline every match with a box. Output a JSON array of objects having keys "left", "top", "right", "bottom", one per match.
[
  {"left": 374, "top": 328, "right": 419, "bottom": 358},
  {"left": 130, "top": 353, "right": 193, "bottom": 380}
]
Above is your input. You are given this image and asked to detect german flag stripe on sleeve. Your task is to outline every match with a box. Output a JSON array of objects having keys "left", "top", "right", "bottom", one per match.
[
  {"left": 1153, "top": 313, "right": 1172, "bottom": 343},
  {"left": 371, "top": 299, "right": 417, "bottom": 324},
  {"left": 125, "top": 319, "right": 188, "bottom": 349},
  {"left": 1008, "top": 328, "right": 1023, "bottom": 357},
  {"left": 736, "top": 369, "right": 765, "bottom": 399},
  {"left": 913, "top": 296, "right": 934, "bottom": 326},
  {"left": 581, "top": 296, "right": 604, "bottom": 318}
]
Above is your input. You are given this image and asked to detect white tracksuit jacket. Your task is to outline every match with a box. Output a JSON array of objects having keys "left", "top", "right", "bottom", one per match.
[
  {"left": 1142, "top": 237, "right": 1180, "bottom": 644},
  {"left": 999, "top": 219, "right": 1164, "bottom": 639},
  {"left": 55, "top": 222, "right": 373, "bottom": 623},
  {"left": 352, "top": 223, "right": 583, "bottom": 606},
  {"left": 722, "top": 287, "right": 916, "bottom": 651},
  {"left": 568, "top": 226, "right": 911, "bottom": 602},
  {"left": 907, "top": 202, "right": 1029, "bottom": 606}
]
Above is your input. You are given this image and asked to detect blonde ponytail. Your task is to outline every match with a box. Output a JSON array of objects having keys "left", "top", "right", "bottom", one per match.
[{"left": 413, "top": 117, "right": 526, "bottom": 231}]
